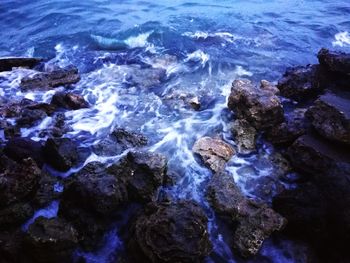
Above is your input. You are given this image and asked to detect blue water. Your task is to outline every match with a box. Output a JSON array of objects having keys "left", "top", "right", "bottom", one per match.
[{"left": 1, "top": 0, "right": 350, "bottom": 262}]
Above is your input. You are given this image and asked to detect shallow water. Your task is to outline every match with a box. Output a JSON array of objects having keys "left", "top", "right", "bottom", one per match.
[{"left": 1, "top": 0, "right": 350, "bottom": 262}]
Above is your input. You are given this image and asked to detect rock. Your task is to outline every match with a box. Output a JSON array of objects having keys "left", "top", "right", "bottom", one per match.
[
  {"left": 0, "top": 156, "right": 41, "bottom": 208},
  {"left": 20, "top": 66, "right": 80, "bottom": 91},
  {"left": 16, "top": 109, "right": 47, "bottom": 127},
  {"left": 0, "top": 202, "right": 34, "bottom": 229},
  {"left": 189, "top": 96, "right": 201, "bottom": 110},
  {"left": 123, "top": 64, "right": 166, "bottom": 88},
  {"left": 108, "top": 150, "right": 167, "bottom": 202},
  {"left": 61, "top": 162, "right": 128, "bottom": 216},
  {"left": 318, "top": 48, "right": 350, "bottom": 74},
  {"left": 51, "top": 92, "right": 89, "bottom": 110},
  {"left": 127, "top": 201, "right": 212, "bottom": 262},
  {"left": 232, "top": 119, "right": 257, "bottom": 154},
  {"left": 0, "top": 99, "right": 55, "bottom": 119},
  {"left": 260, "top": 80, "right": 280, "bottom": 95},
  {"left": 4, "top": 137, "right": 45, "bottom": 167},
  {"left": 24, "top": 217, "right": 79, "bottom": 263},
  {"left": 228, "top": 79, "right": 284, "bottom": 129},
  {"left": 306, "top": 93, "right": 350, "bottom": 144},
  {"left": 33, "top": 173, "right": 61, "bottom": 208},
  {"left": 43, "top": 138, "right": 80, "bottom": 171},
  {"left": 1, "top": 121, "right": 20, "bottom": 139},
  {"left": 277, "top": 65, "right": 323, "bottom": 101},
  {"left": 207, "top": 172, "right": 286, "bottom": 257},
  {"left": 93, "top": 128, "right": 147, "bottom": 156},
  {"left": 0, "top": 57, "right": 42, "bottom": 72},
  {"left": 266, "top": 108, "right": 310, "bottom": 145},
  {"left": 192, "top": 137, "right": 235, "bottom": 172}
]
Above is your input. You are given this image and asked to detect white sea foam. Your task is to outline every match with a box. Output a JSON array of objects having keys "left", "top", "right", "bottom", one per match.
[
  {"left": 185, "top": 50, "right": 210, "bottom": 67},
  {"left": 22, "top": 201, "right": 59, "bottom": 231},
  {"left": 333, "top": 31, "right": 350, "bottom": 47}
]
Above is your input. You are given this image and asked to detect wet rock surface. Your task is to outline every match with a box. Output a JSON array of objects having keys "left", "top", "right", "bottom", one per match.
[
  {"left": 51, "top": 92, "right": 89, "bottom": 110},
  {"left": 192, "top": 136, "right": 235, "bottom": 172},
  {"left": 232, "top": 119, "right": 257, "bottom": 153},
  {"left": 127, "top": 200, "right": 212, "bottom": 263},
  {"left": 20, "top": 65, "right": 80, "bottom": 91},
  {"left": 0, "top": 57, "right": 42, "bottom": 72},
  {"left": 207, "top": 172, "right": 286, "bottom": 257},
  {"left": 318, "top": 48, "right": 350, "bottom": 74},
  {"left": 228, "top": 79, "right": 284, "bottom": 129}
]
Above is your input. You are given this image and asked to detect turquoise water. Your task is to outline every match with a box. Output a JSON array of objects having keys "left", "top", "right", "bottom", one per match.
[{"left": 1, "top": 0, "right": 350, "bottom": 262}]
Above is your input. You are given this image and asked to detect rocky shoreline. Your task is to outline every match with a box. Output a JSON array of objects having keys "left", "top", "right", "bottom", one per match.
[{"left": 0, "top": 48, "right": 349, "bottom": 262}]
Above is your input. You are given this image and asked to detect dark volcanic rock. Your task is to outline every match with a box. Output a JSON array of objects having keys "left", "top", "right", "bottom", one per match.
[
  {"left": 192, "top": 136, "right": 235, "bottom": 172},
  {"left": 277, "top": 65, "right": 323, "bottom": 101},
  {"left": 44, "top": 138, "right": 80, "bottom": 171},
  {"left": 24, "top": 217, "right": 79, "bottom": 263},
  {"left": 33, "top": 173, "right": 61, "bottom": 207},
  {"left": 0, "top": 156, "right": 41, "bottom": 208},
  {"left": 93, "top": 128, "right": 147, "bottom": 156},
  {"left": 4, "top": 137, "right": 44, "bottom": 167},
  {"left": 318, "top": 48, "right": 350, "bottom": 74},
  {"left": 266, "top": 108, "right": 310, "bottom": 145},
  {"left": 232, "top": 119, "right": 257, "bottom": 154},
  {"left": 20, "top": 66, "right": 80, "bottom": 91},
  {"left": 0, "top": 229, "right": 26, "bottom": 263},
  {"left": 108, "top": 151, "right": 167, "bottom": 202},
  {"left": 127, "top": 201, "right": 212, "bottom": 263},
  {"left": 16, "top": 108, "right": 47, "bottom": 127},
  {"left": 0, "top": 202, "right": 34, "bottom": 229},
  {"left": 306, "top": 93, "right": 350, "bottom": 144},
  {"left": 51, "top": 92, "right": 89, "bottom": 110},
  {"left": 207, "top": 172, "right": 286, "bottom": 257},
  {"left": 228, "top": 79, "right": 284, "bottom": 130},
  {"left": 0, "top": 57, "right": 42, "bottom": 72}
]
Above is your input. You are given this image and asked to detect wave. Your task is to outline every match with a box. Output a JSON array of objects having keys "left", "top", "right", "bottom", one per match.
[{"left": 332, "top": 31, "right": 350, "bottom": 47}]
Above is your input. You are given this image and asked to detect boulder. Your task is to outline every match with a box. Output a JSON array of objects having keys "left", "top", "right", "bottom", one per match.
[
  {"left": 228, "top": 79, "right": 284, "bottom": 129},
  {"left": 4, "top": 137, "right": 44, "bottom": 167},
  {"left": 43, "top": 138, "right": 80, "bottom": 171},
  {"left": 20, "top": 66, "right": 80, "bottom": 91},
  {"left": 0, "top": 57, "right": 42, "bottom": 72},
  {"left": 16, "top": 109, "right": 47, "bottom": 127},
  {"left": 277, "top": 65, "right": 323, "bottom": 101},
  {"left": 192, "top": 137, "right": 235, "bottom": 173},
  {"left": 108, "top": 150, "right": 167, "bottom": 202},
  {"left": 260, "top": 80, "right": 280, "bottom": 95},
  {"left": 207, "top": 172, "right": 286, "bottom": 257},
  {"left": 306, "top": 93, "right": 350, "bottom": 144},
  {"left": 231, "top": 119, "right": 257, "bottom": 154},
  {"left": 51, "top": 92, "right": 89, "bottom": 110},
  {"left": 24, "top": 217, "right": 79, "bottom": 263},
  {"left": 266, "top": 108, "right": 310, "bottom": 145},
  {"left": 127, "top": 201, "right": 212, "bottom": 262},
  {"left": 93, "top": 128, "right": 147, "bottom": 156},
  {"left": 318, "top": 48, "right": 350, "bottom": 74},
  {"left": 33, "top": 173, "right": 61, "bottom": 208}
]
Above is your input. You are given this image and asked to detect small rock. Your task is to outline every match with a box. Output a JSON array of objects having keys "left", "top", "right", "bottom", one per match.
[
  {"left": 232, "top": 119, "right": 257, "bottom": 154},
  {"left": 306, "top": 93, "right": 350, "bottom": 144},
  {"left": 318, "top": 48, "right": 350, "bottom": 74},
  {"left": 228, "top": 79, "right": 284, "bottom": 130},
  {"left": 0, "top": 57, "right": 42, "bottom": 72},
  {"left": 127, "top": 200, "right": 212, "bottom": 262},
  {"left": 51, "top": 92, "right": 89, "bottom": 110},
  {"left": 193, "top": 137, "right": 235, "bottom": 173},
  {"left": 189, "top": 96, "right": 201, "bottom": 110}
]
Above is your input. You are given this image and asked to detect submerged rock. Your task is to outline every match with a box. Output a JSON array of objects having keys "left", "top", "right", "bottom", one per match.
[
  {"left": 318, "top": 48, "right": 350, "bottom": 74},
  {"left": 228, "top": 79, "right": 284, "bottom": 129},
  {"left": 127, "top": 200, "right": 212, "bottom": 262},
  {"left": 207, "top": 172, "right": 286, "bottom": 257},
  {"left": 24, "top": 217, "right": 79, "bottom": 263},
  {"left": 20, "top": 66, "right": 80, "bottom": 91},
  {"left": 0, "top": 57, "right": 42, "bottom": 72},
  {"left": 231, "top": 119, "right": 257, "bottom": 154},
  {"left": 192, "top": 137, "right": 235, "bottom": 173},
  {"left": 306, "top": 93, "right": 350, "bottom": 144},
  {"left": 51, "top": 92, "right": 89, "bottom": 110}
]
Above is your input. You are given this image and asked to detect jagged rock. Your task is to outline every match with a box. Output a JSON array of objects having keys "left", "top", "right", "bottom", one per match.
[
  {"left": 16, "top": 108, "right": 47, "bottom": 127},
  {"left": 108, "top": 150, "right": 167, "bottom": 202},
  {"left": 306, "top": 93, "right": 350, "bottom": 144},
  {"left": 0, "top": 57, "right": 42, "bottom": 72},
  {"left": 192, "top": 137, "right": 235, "bottom": 172},
  {"left": 207, "top": 172, "right": 286, "bottom": 257},
  {"left": 93, "top": 128, "right": 147, "bottom": 156},
  {"left": 4, "top": 137, "right": 44, "bottom": 167},
  {"left": 260, "top": 80, "right": 280, "bottom": 95},
  {"left": 33, "top": 173, "right": 61, "bottom": 208},
  {"left": 24, "top": 217, "right": 79, "bottom": 263},
  {"left": 0, "top": 202, "right": 33, "bottom": 229},
  {"left": 318, "top": 48, "right": 350, "bottom": 74},
  {"left": 127, "top": 201, "right": 212, "bottom": 262},
  {"left": 20, "top": 66, "right": 80, "bottom": 91},
  {"left": 232, "top": 119, "right": 257, "bottom": 154},
  {"left": 266, "top": 108, "right": 310, "bottom": 145},
  {"left": 277, "top": 65, "right": 323, "bottom": 101},
  {"left": 0, "top": 156, "right": 41, "bottom": 207},
  {"left": 228, "top": 79, "right": 284, "bottom": 129},
  {"left": 43, "top": 138, "right": 80, "bottom": 171},
  {"left": 51, "top": 92, "right": 89, "bottom": 110}
]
